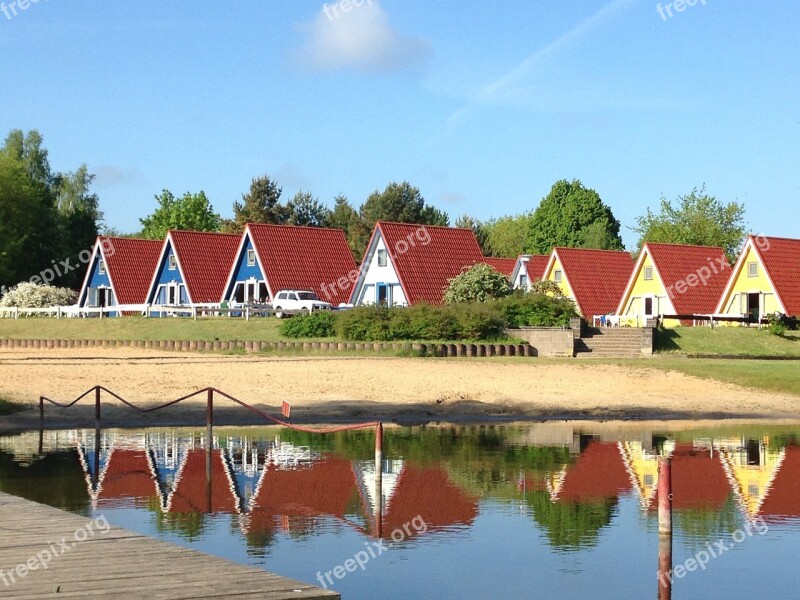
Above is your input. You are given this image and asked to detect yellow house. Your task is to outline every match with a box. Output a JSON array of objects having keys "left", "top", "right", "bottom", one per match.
[
  {"left": 542, "top": 247, "right": 634, "bottom": 320},
  {"left": 616, "top": 243, "right": 730, "bottom": 327},
  {"left": 716, "top": 235, "right": 800, "bottom": 320},
  {"left": 619, "top": 440, "right": 672, "bottom": 510}
]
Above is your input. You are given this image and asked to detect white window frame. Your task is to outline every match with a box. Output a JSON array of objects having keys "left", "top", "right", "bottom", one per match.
[
  {"left": 643, "top": 266, "right": 653, "bottom": 281},
  {"left": 168, "top": 255, "right": 177, "bottom": 271},
  {"left": 747, "top": 262, "right": 758, "bottom": 278},
  {"left": 377, "top": 249, "right": 388, "bottom": 267},
  {"left": 554, "top": 269, "right": 562, "bottom": 283},
  {"left": 98, "top": 260, "right": 106, "bottom": 275},
  {"left": 246, "top": 249, "right": 256, "bottom": 267}
]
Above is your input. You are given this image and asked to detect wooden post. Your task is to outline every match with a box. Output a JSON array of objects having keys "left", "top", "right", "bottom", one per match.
[
  {"left": 39, "top": 396, "right": 44, "bottom": 424},
  {"left": 658, "top": 528, "right": 673, "bottom": 600},
  {"left": 93, "top": 422, "right": 101, "bottom": 492},
  {"left": 658, "top": 458, "right": 672, "bottom": 535},
  {"left": 94, "top": 386, "right": 101, "bottom": 430},
  {"left": 206, "top": 388, "right": 214, "bottom": 504},
  {"left": 375, "top": 422, "right": 383, "bottom": 538}
]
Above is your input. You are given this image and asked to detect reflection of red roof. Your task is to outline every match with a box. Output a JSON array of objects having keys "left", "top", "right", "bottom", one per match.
[
  {"left": 654, "top": 444, "right": 731, "bottom": 510},
  {"left": 557, "top": 442, "right": 631, "bottom": 502},
  {"left": 247, "top": 458, "right": 358, "bottom": 534},
  {"left": 551, "top": 248, "right": 634, "bottom": 318},
  {"left": 168, "top": 450, "right": 239, "bottom": 514},
  {"left": 760, "top": 446, "right": 800, "bottom": 519},
  {"left": 96, "top": 449, "right": 159, "bottom": 507},
  {"left": 753, "top": 236, "right": 800, "bottom": 316},
  {"left": 633, "top": 243, "right": 730, "bottom": 314},
  {"left": 383, "top": 465, "right": 478, "bottom": 535},
  {"left": 100, "top": 237, "right": 163, "bottom": 304},
  {"left": 483, "top": 257, "right": 517, "bottom": 277},
  {"left": 246, "top": 224, "right": 358, "bottom": 306},
  {"left": 365, "top": 222, "right": 485, "bottom": 305},
  {"left": 169, "top": 231, "right": 241, "bottom": 303}
]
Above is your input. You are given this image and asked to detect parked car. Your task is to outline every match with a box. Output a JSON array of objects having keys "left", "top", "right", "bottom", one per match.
[{"left": 272, "top": 290, "right": 332, "bottom": 318}]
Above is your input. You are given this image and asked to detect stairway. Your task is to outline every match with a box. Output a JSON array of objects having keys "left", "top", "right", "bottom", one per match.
[{"left": 574, "top": 326, "right": 645, "bottom": 358}]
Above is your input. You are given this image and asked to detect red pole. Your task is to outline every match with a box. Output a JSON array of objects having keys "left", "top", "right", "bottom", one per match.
[
  {"left": 658, "top": 458, "right": 672, "bottom": 535},
  {"left": 658, "top": 531, "right": 672, "bottom": 600},
  {"left": 375, "top": 422, "right": 383, "bottom": 538}
]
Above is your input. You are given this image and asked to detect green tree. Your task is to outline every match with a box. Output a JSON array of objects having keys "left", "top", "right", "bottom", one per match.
[
  {"left": 224, "top": 175, "right": 288, "bottom": 233},
  {"left": 351, "top": 181, "right": 449, "bottom": 259},
  {"left": 455, "top": 214, "right": 490, "bottom": 256},
  {"left": 483, "top": 213, "right": 533, "bottom": 257},
  {"left": 525, "top": 179, "right": 624, "bottom": 254},
  {"left": 443, "top": 263, "right": 512, "bottom": 304},
  {"left": 633, "top": 186, "right": 747, "bottom": 261},
  {"left": 0, "top": 154, "right": 39, "bottom": 287},
  {"left": 54, "top": 165, "right": 101, "bottom": 287},
  {"left": 286, "top": 191, "right": 330, "bottom": 227},
  {"left": 139, "top": 190, "right": 221, "bottom": 239},
  {"left": 326, "top": 195, "right": 362, "bottom": 261}
]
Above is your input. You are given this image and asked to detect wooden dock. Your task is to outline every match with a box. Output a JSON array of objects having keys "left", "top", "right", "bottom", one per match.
[{"left": 0, "top": 492, "right": 339, "bottom": 599}]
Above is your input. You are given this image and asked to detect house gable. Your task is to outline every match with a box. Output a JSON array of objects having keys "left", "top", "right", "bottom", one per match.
[
  {"left": 224, "top": 232, "right": 267, "bottom": 302},
  {"left": 79, "top": 248, "right": 113, "bottom": 306},
  {"left": 716, "top": 238, "right": 783, "bottom": 315},
  {"left": 351, "top": 230, "right": 407, "bottom": 306},
  {"left": 543, "top": 252, "right": 578, "bottom": 309},
  {"left": 146, "top": 236, "right": 190, "bottom": 305},
  {"left": 617, "top": 245, "right": 676, "bottom": 319}
]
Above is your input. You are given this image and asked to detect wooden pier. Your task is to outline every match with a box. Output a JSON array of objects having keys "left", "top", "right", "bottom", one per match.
[{"left": 0, "top": 492, "right": 338, "bottom": 599}]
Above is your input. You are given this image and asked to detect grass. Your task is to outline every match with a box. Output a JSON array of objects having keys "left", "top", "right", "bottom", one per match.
[
  {"left": 0, "top": 397, "right": 24, "bottom": 416},
  {"left": 655, "top": 326, "right": 800, "bottom": 358}
]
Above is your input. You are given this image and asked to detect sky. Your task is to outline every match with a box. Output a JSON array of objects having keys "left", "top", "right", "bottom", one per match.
[{"left": 1, "top": 0, "right": 798, "bottom": 249}]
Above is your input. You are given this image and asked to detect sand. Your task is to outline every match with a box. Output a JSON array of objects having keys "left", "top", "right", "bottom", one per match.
[{"left": 1, "top": 347, "right": 798, "bottom": 430}]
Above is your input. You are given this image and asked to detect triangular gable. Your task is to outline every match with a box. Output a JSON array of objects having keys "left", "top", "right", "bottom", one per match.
[
  {"left": 78, "top": 238, "right": 115, "bottom": 306},
  {"left": 543, "top": 250, "right": 580, "bottom": 310},
  {"left": 147, "top": 233, "right": 190, "bottom": 304},
  {"left": 223, "top": 229, "right": 267, "bottom": 300},
  {"left": 511, "top": 254, "right": 550, "bottom": 289}
]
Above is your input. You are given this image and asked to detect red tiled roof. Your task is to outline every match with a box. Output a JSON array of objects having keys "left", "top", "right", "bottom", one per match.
[
  {"left": 644, "top": 243, "right": 731, "bottom": 314},
  {"left": 372, "top": 222, "right": 485, "bottom": 305},
  {"left": 653, "top": 444, "right": 731, "bottom": 510},
  {"left": 167, "top": 449, "right": 239, "bottom": 514},
  {"left": 483, "top": 257, "right": 517, "bottom": 277},
  {"left": 100, "top": 237, "right": 163, "bottom": 305},
  {"left": 759, "top": 446, "right": 800, "bottom": 520},
  {"left": 755, "top": 236, "right": 800, "bottom": 316},
  {"left": 524, "top": 255, "right": 549, "bottom": 281},
  {"left": 247, "top": 224, "right": 357, "bottom": 306},
  {"left": 96, "top": 449, "right": 160, "bottom": 508},
  {"left": 557, "top": 442, "right": 631, "bottom": 502},
  {"left": 553, "top": 248, "right": 634, "bottom": 318},
  {"left": 169, "top": 231, "right": 241, "bottom": 303},
  {"left": 382, "top": 464, "right": 478, "bottom": 535}
]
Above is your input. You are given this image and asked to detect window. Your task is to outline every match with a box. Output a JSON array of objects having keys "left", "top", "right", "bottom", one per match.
[
  {"left": 298, "top": 291, "right": 319, "bottom": 300},
  {"left": 277, "top": 292, "right": 287, "bottom": 300},
  {"left": 98, "top": 260, "right": 106, "bottom": 275},
  {"left": 747, "top": 262, "right": 758, "bottom": 278},
  {"left": 168, "top": 255, "right": 177, "bottom": 270},
  {"left": 377, "top": 249, "right": 388, "bottom": 267},
  {"left": 643, "top": 266, "right": 653, "bottom": 281},
  {"left": 233, "top": 283, "right": 245, "bottom": 303},
  {"left": 519, "top": 274, "right": 528, "bottom": 288},
  {"left": 554, "top": 270, "right": 562, "bottom": 283},
  {"left": 246, "top": 249, "right": 256, "bottom": 267}
]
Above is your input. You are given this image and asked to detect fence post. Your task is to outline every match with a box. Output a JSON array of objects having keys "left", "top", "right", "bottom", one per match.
[
  {"left": 375, "top": 422, "right": 383, "bottom": 538},
  {"left": 206, "top": 388, "right": 214, "bottom": 502},
  {"left": 658, "top": 458, "right": 672, "bottom": 534},
  {"left": 39, "top": 396, "right": 44, "bottom": 424}
]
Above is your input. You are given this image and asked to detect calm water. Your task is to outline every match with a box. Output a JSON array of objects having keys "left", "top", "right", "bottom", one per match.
[{"left": 1, "top": 423, "right": 799, "bottom": 599}]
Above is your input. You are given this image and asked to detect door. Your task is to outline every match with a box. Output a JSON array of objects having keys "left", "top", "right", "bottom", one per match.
[
  {"left": 377, "top": 284, "right": 390, "bottom": 306},
  {"left": 747, "top": 293, "right": 760, "bottom": 322},
  {"left": 97, "top": 288, "right": 107, "bottom": 308},
  {"left": 644, "top": 297, "right": 654, "bottom": 317}
]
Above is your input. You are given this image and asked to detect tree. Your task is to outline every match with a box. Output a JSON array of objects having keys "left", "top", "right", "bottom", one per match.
[
  {"left": 139, "top": 190, "right": 221, "bottom": 239},
  {"left": 0, "top": 154, "right": 38, "bottom": 287},
  {"left": 54, "top": 165, "right": 102, "bottom": 287},
  {"left": 525, "top": 179, "right": 624, "bottom": 254},
  {"left": 483, "top": 213, "right": 533, "bottom": 257},
  {"left": 455, "top": 214, "right": 490, "bottom": 256},
  {"left": 326, "top": 195, "right": 362, "bottom": 261},
  {"left": 633, "top": 186, "right": 747, "bottom": 261},
  {"left": 286, "top": 191, "right": 330, "bottom": 227},
  {"left": 224, "top": 175, "right": 288, "bottom": 233},
  {"left": 352, "top": 181, "right": 449, "bottom": 259},
  {"left": 443, "top": 263, "right": 512, "bottom": 304}
]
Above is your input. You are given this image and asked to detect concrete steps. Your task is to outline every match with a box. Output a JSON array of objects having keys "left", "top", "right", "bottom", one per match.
[{"left": 574, "top": 327, "right": 645, "bottom": 358}]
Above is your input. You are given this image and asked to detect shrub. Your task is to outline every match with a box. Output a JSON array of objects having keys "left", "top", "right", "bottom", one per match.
[
  {"left": 279, "top": 311, "right": 336, "bottom": 338},
  {"left": 447, "top": 302, "right": 506, "bottom": 340},
  {"left": 336, "top": 306, "right": 394, "bottom": 341},
  {"left": 494, "top": 290, "right": 578, "bottom": 327},
  {"left": 405, "top": 304, "right": 459, "bottom": 340},
  {"left": 0, "top": 282, "right": 77, "bottom": 308},
  {"left": 443, "top": 263, "right": 512, "bottom": 304}
]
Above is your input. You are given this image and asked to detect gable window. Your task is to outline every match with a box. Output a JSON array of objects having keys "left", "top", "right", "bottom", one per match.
[
  {"left": 643, "top": 266, "right": 653, "bottom": 281},
  {"left": 246, "top": 249, "right": 256, "bottom": 267},
  {"left": 519, "top": 274, "right": 528, "bottom": 288},
  {"left": 747, "top": 262, "right": 758, "bottom": 278},
  {"left": 168, "top": 255, "right": 177, "bottom": 271},
  {"left": 377, "top": 249, "right": 388, "bottom": 267},
  {"left": 553, "top": 270, "right": 562, "bottom": 283},
  {"left": 98, "top": 260, "right": 106, "bottom": 275}
]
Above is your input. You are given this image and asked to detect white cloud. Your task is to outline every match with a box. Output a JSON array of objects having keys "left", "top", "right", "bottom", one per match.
[
  {"left": 93, "top": 165, "right": 147, "bottom": 188},
  {"left": 296, "top": 1, "right": 430, "bottom": 74}
]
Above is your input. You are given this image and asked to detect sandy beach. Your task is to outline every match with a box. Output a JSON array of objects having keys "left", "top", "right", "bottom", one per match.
[{"left": 1, "top": 347, "right": 798, "bottom": 430}]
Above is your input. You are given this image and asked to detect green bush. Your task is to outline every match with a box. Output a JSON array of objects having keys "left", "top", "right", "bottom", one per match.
[
  {"left": 405, "top": 304, "right": 459, "bottom": 340},
  {"left": 447, "top": 302, "right": 506, "bottom": 340},
  {"left": 443, "top": 263, "right": 512, "bottom": 304},
  {"left": 494, "top": 291, "right": 578, "bottom": 327},
  {"left": 335, "top": 306, "right": 394, "bottom": 341},
  {"left": 279, "top": 311, "right": 336, "bottom": 338}
]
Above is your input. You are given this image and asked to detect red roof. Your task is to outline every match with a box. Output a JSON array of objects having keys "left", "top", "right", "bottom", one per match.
[
  {"left": 169, "top": 231, "right": 241, "bottom": 303},
  {"left": 552, "top": 247, "right": 634, "bottom": 318},
  {"left": 95, "top": 449, "right": 160, "bottom": 508},
  {"left": 367, "top": 222, "right": 485, "bottom": 305},
  {"left": 483, "top": 257, "right": 517, "bottom": 277},
  {"left": 653, "top": 444, "right": 731, "bottom": 510},
  {"left": 642, "top": 243, "right": 731, "bottom": 314},
  {"left": 754, "top": 236, "right": 800, "bottom": 316},
  {"left": 759, "top": 446, "right": 800, "bottom": 520},
  {"left": 246, "top": 224, "right": 357, "bottom": 306},
  {"left": 167, "top": 449, "right": 239, "bottom": 514},
  {"left": 98, "top": 237, "right": 163, "bottom": 304},
  {"left": 517, "top": 254, "right": 549, "bottom": 282},
  {"left": 556, "top": 441, "right": 631, "bottom": 502}
]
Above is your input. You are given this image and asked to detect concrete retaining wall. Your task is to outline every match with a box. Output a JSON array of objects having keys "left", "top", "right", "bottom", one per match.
[{"left": 505, "top": 327, "right": 575, "bottom": 357}]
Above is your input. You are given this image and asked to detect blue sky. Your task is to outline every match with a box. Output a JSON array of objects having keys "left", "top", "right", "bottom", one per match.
[{"left": 1, "top": 0, "right": 798, "bottom": 248}]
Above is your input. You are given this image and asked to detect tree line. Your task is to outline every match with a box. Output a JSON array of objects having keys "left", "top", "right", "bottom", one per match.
[{"left": 0, "top": 128, "right": 749, "bottom": 290}]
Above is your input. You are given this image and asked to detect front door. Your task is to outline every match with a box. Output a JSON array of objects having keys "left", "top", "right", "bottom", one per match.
[
  {"left": 747, "top": 293, "right": 760, "bottom": 322},
  {"left": 644, "top": 297, "right": 654, "bottom": 317},
  {"left": 97, "top": 288, "right": 107, "bottom": 308},
  {"left": 377, "top": 284, "right": 390, "bottom": 306}
]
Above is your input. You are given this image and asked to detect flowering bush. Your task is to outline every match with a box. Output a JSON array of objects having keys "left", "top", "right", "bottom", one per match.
[{"left": 0, "top": 282, "right": 77, "bottom": 307}]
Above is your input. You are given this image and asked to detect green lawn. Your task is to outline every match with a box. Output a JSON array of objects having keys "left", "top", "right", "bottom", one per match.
[
  {"left": 655, "top": 326, "right": 800, "bottom": 357},
  {"left": 0, "top": 316, "right": 296, "bottom": 342}
]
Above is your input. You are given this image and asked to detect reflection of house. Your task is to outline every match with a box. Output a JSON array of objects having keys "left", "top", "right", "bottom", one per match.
[
  {"left": 616, "top": 243, "right": 730, "bottom": 326},
  {"left": 715, "top": 235, "right": 800, "bottom": 320},
  {"left": 222, "top": 223, "right": 357, "bottom": 306},
  {"left": 94, "top": 449, "right": 161, "bottom": 509},
  {"left": 78, "top": 237, "right": 162, "bottom": 312},
  {"left": 350, "top": 222, "right": 485, "bottom": 307},
  {"left": 146, "top": 230, "right": 241, "bottom": 306},
  {"left": 619, "top": 440, "right": 672, "bottom": 509},
  {"left": 165, "top": 449, "right": 241, "bottom": 514},
  {"left": 548, "top": 441, "right": 631, "bottom": 502},
  {"left": 510, "top": 255, "right": 549, "bottom": 290},
  {"left": 718, "top": 438, "right": 784, "bottom": 519},
  {"left": 757, "top": 445, "right": 800, "bottom": 520},
  {"left": 653, "top": 444, "right": 731, "bottom": 511},
  {"left": 542, "top": 248, "right": 634, "bottom": 320}
]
